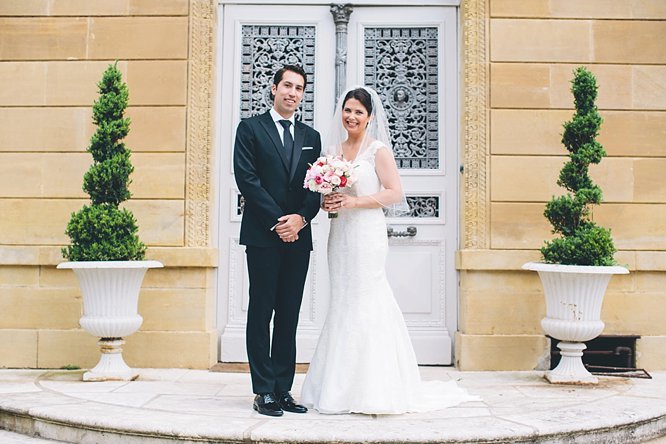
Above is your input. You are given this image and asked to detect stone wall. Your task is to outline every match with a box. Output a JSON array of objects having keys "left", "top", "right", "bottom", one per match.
[
  {"left": 457, "top": 0, "right": 666, "bottom": 370},
  {"left": 0, "top": 0, "right": 218, "bottom": 369}
]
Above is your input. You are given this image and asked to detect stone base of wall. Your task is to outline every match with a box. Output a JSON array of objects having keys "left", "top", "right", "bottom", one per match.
[
  {"left": 637, "top": 336, "right": 666, "bottom": 371},
  {"left": 0, "top": 255, "right": 219, "bottom": 370},
  {"left": 0, "top": 329, "right": 218, "bottom": 370},
  {"left": 455, "top": 333, "right": 550, "bottom": 371},
  {"left": 456, "top": 333, "right": 666, "bottom": 371},
  {"left": 456, "top": 250, "right": 666, "bottom": 371}
]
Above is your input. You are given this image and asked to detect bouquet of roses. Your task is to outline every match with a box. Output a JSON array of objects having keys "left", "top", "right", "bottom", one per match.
[{"left": 303, "top": 155, "right": 356, "bottom": 218}]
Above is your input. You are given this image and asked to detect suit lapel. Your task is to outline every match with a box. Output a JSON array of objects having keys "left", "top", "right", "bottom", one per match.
[
  {"left": 289, "top": 121, "right": 306, "bottom": 181},
  {"left": 258, "top": 112, "right": 289, "bottom": 172}
]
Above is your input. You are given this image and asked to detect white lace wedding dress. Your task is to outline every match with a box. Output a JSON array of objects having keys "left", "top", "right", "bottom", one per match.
[{"left": 301, "top": 141, "right": 478, "bottom": 414}]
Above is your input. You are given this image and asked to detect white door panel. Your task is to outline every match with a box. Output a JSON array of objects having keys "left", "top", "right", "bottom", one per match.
[
  {"left": 346, "top": 6, "right": 459, "bottom": 363},
  {"left": 217, "top": 4, "right": 336, "bottom": 362}
]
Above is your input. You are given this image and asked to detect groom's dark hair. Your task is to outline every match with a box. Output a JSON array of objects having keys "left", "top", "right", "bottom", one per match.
[{"left": 273, "top": 64, "right": 308, "bottom": 89}]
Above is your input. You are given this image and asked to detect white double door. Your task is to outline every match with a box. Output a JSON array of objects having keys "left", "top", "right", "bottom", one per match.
[{"left": 216, "top": 3, "right": 459, "bottom": 364}]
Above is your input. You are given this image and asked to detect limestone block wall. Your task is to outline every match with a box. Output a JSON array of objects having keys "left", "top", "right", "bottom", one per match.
[
  {"left": 457, "top": 0, "right": 666, "bottom": 370},
  {"left": 0, "top": 1, "right": 218, "bottom": 369},
  {"left": 2, "top": 0, "right": 664, "bottom": 372}
]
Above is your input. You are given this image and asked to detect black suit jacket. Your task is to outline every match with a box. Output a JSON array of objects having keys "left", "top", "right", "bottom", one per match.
[{"left": 233, "top": 111, "right": 322, "bottom": 250}]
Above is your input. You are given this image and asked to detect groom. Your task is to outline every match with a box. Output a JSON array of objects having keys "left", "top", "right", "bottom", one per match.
[{"left": 233, "top": 65, "right": 322, "bottom": 417}]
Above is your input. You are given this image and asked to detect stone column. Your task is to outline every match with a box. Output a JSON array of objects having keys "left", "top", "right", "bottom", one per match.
[{"left": 330, "top": 4, "right": 353, "bottom": 101}]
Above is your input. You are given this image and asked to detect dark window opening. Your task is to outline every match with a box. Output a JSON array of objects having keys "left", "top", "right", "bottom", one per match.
[{"left": 549, "top": 335, "right": 649, "bottom": 378}]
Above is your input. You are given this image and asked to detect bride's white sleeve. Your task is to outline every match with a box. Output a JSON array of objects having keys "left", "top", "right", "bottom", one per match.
[{"left": 371, "top": 144, "right": 411, "bottom": 216}]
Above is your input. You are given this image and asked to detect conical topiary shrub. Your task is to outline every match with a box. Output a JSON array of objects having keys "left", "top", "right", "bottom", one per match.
[
  {"left": 62, "top": 62, "right": 146, "bottom": 261},
  {"left": 541, "top": 67, "right": 616, "bottom": 266}
]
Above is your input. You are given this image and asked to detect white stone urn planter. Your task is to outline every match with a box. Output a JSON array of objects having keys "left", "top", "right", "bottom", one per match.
[
  {"left": 522, "top": 262, "right": 628, "bottom": 384},
  {"left": 57, "top": 260, "right": 163, "bottom": 381}
]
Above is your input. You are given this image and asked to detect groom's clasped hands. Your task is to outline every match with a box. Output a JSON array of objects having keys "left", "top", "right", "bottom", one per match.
[
  {"left": 274, "top": 213, "right": 306, "bottom": 242},
  {"left": 276, "top": 192, "right": 349, "bottom": 243}
]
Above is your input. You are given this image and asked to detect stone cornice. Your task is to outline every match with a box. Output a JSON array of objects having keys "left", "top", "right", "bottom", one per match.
[
  {"left": 456, "top": 249, "right": 663, "bottom": 272},
  {"left": 0, "top": 247, "right": 218, "bottom": 268}
]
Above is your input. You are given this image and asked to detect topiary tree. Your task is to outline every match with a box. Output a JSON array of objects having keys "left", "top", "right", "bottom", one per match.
[
  {"left": 62, "top": 62, "right": 146, "bottom": 261},
  {"left": 541, "top": 67, "right": 616, "bottom": 266}
]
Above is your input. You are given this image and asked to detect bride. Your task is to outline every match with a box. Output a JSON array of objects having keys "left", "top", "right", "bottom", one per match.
[{"left": 300, "top": 86, "right": 478, "bottom": 414}]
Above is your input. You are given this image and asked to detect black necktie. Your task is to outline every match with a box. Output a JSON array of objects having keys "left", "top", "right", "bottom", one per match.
[{"left": 279, "top": 119, "right": 293, "bottom": 162}]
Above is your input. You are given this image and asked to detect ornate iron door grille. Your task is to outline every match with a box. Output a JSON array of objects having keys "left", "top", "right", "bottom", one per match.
[
  {"left": 240, "top": 25, "right": 316, "bottom": 125},
  {"left": 364, "top": 27, "right": 439, "bottom": 170}
]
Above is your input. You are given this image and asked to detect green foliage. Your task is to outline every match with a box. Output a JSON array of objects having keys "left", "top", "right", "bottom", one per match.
[
  {"left": 63, "top": 204, "right": 146, "bottom": 261},
  {"left": 92, "top": 66, "right": 129, "bottom": 125},
  {"left": 62, "top": 63, "right": 146, "bottom": 261},
  {"left": 540, "top": 224, "right": 616, "bottom": 267},
  {"left": 83, "top": 149, "right": 133, "bottom": 205},
  {"left": 541, "top": 67, "right": 617, "bottom": 266}
]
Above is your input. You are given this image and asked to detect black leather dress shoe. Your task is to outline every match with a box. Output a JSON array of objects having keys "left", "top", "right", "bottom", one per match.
[
  {"left": 253, "top": 393, "right": 283, "bottom": 417},
  {"left": 276, "top": 391, "right": 308, "bottom": 413}
]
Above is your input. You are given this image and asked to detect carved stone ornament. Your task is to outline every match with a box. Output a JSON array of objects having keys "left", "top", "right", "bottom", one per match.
[
  {"left": 330, "top": 4, "right": 353, "bottom": 100},
  {"left": 462, "top": 0, "right": 488, "bottom": 249},
  {"left": 186, "top": 0, "right": 216, "bottom": 247},
  {"left": 330, "top": 3, "right": 353, "bottom": 24}
]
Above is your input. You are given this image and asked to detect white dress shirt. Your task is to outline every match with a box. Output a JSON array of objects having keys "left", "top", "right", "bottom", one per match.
[{"left": 270, "top": 108, "right": 295, "bottom": 145}]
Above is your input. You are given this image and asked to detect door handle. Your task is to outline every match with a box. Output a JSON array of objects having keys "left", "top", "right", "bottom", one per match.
[{"left": 387, "top": 226, "right": 417, "bottom": 238}]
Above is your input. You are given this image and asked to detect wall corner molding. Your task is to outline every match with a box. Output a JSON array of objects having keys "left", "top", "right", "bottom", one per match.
[
  {"left": 186, "top": 0, "right": 216, "bottom": 247},
  {"left": 462, "top": 0, "right": 489, "bottom": 249}
]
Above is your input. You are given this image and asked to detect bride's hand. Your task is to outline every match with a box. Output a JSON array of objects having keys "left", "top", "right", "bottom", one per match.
[
  {"left": 337, "top": 194, "right": 356, "bottom": 209},
  {"left": 322, "top": 192, "right": 342, "bottom": 212},
  {"left": 323, "top": 192, "right": 354, "bottom": 211}
]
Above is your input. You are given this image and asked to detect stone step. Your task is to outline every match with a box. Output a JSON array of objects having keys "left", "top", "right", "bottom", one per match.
[
  {"left": 0, "top": 430, "right": 67, "bottom": 444},
  {"left": 0, "top": 369, "right": 664, "bottom": 444}
]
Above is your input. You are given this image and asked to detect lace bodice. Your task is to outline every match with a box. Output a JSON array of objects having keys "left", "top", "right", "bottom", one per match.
[{"left": 345, "top": 140, "right": 385, "bottom": 197}]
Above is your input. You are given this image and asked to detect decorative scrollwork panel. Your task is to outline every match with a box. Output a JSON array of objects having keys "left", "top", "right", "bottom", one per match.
[
  {"left": 364, "top": 27, "right": 439, "bottom": 170},
  {"left": 384, "top": 196, "right": 440, "bottom": 218},
  {"left": 240, "top": 25, "right": 316, "bottom": 125}
]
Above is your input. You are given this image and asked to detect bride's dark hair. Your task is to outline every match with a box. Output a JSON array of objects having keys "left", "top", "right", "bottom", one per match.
[{"left": 343, "top": 88, "right": 373, "bottom": 116}]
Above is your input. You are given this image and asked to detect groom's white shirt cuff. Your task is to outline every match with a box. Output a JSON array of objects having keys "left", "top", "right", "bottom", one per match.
[{"left": 270, "top": 216, "right": 308, "bottom": 232}]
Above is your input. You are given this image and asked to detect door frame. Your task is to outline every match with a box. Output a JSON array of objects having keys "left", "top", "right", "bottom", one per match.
[{"left": 213, "top": 0, "right": 463, "bottom": 364}]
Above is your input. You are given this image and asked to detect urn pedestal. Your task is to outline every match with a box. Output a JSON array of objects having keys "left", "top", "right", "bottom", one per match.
[
  {"left": 522, "top": 262, "right": 628, "bottom": 384},
  {"left": 57, "top": 260, "right": 163, "bottom": 381}
]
